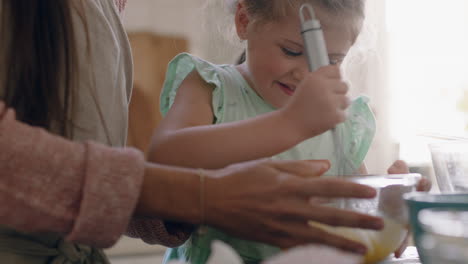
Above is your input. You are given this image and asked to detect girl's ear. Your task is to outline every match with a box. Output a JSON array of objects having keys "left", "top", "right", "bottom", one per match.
[{"left": 235, "top": 0, "right": 250, "bottom": 40}]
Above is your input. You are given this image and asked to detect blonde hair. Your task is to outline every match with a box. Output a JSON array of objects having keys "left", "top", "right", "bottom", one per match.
[
  {"left": 226, "top": 0, "right": 365, "bottom": 22},
  {"left": 202, "top": 0, "right": 369, "bottom": 65}
]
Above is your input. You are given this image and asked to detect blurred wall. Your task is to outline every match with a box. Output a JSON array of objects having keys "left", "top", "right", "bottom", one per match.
[{"left": 123, "top": 0, "right": 240, "bottom": 64}]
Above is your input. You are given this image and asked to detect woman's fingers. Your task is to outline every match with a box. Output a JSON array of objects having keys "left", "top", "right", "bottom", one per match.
[
  {"left": 299, "top": 178, "right": 377, "bottom": 199},
  {"left": 284, "top": 229, "right": 367, "bottom": 255},
  {"left": 269, "top": 159, "right": 331, "bottom": 178},
  {"left": 268, "top": 221, "right": 368, "bottom": 255},
  {"left": 304, "top": 205, "right": 383, "bottom": 230},
  {"left": 387, "top": 160, "right": 409, "bottom": 174}
]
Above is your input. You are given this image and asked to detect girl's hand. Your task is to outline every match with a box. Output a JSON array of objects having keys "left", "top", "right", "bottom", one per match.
[
  {"left": 205, "top": 159, "right": 384, "bottom": 255},
  {"left": 387, "top": 160, "right": 432, "bottom": 258},
  {"left": 281, "top": 65, "right": 350, "bottom": 139}
]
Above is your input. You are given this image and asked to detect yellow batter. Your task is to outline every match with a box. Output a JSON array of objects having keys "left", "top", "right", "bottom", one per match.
[{"left": 309, "top": 215, "right": 407, "bottom": 264}]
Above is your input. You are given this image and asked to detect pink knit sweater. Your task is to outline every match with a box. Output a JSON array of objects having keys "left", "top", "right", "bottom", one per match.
[
  {"left": 0, "top": 105, "right": 189, "bottom": 248},
  {"left": 115, "top": 0, "right": 127, "bottom": 13},
  {"left": 0, "top": 0, "right": 190, "bottom": 249}
]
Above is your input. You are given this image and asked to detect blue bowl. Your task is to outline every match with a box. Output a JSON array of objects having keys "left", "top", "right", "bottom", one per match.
[{"left": 404, "top": 193, "right": 468, "bottom": 263}]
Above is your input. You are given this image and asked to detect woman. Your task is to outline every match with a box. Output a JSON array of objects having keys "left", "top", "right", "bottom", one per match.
[{"left": 0, "top": 0, "right": 384, "bottom": 263}]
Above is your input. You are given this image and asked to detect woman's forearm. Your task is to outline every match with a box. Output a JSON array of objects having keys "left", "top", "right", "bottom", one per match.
[
  {"left": 149, "top": 110, "right": 308, "bottom": 169},
  {"left": 0, "top": 103, "right": 145, "bottom": 248},
  {"left": 135, "top": 163, "right": 201, "bottom": 224}
]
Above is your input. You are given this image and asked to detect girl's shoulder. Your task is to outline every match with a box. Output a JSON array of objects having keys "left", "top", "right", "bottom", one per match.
[{"left": 160, "top": 53, "right": 234, "bottom": 116}]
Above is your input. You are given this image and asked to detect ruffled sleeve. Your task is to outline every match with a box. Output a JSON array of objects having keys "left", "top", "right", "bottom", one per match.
[
  {"left": 340, "top": 96, "right": 376, "bottom": 170},
  {"left": 160, "top": 53, "right": 225, "bottom": 121}
]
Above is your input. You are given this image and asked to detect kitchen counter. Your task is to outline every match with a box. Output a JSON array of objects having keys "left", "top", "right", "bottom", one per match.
[
  {"left": 109, "top": 246, "right": 422, "bottom": 264},
  {"left": 382, "top": 247, "right": 420, "bottom": 264}
]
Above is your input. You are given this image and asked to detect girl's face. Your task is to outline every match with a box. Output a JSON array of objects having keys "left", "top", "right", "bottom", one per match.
[{"left": 235, "top": 3, "right": 362, "bottom": 108}]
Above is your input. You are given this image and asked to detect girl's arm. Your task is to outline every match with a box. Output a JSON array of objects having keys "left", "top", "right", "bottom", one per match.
[
  {"left": 358, "top": 163, "right": 368, "bottom": 174},
  {"left": 151, "top": 71, "right": 313, "bottom": 169}
]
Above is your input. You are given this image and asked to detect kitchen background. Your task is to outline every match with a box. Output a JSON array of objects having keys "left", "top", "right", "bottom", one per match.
[{"left": 108, "top": 0, "right": 468, "bottom": 263}]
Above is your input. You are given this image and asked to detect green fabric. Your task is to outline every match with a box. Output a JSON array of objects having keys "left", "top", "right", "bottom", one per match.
[
  {"left": 0, "top": 226, "right": 109, "bottom": 264},
  {"left": 160, "top": 53, "right": 376, "bottom": 264}
]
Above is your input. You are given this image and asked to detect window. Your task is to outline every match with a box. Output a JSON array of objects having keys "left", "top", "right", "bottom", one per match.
[{"left": 386, "top": 0, "right": 468, "bottom": 164}]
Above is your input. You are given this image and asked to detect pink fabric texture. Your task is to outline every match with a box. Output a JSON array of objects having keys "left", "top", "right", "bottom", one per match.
[
  {"left": 0, "top": 104, "right": 190, "bottom": 248},
  {"left": 0, "top": 106, "right": 142, "bottom": 248},
  {"left": 126, "top": 218, "right": 193, "bottom": 248},
  {"left": 114, "top": 0, "right": 128, "bottom": 13}
]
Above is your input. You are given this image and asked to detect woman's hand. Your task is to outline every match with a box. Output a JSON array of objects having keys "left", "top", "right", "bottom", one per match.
[
  {"left": 205, "top": 159, "right": 383, "bottom": 255},
  {"left": 281, "top": 65, "right": 350, "bottom": 139},
  {"left": 387, "top": 160, "right": 432, "bottom": 258}
]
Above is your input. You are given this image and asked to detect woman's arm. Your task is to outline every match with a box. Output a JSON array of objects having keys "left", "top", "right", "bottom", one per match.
[
  {"left": 0, "top": 99, "right": 382, "bottom": 252},
  {"left": 133, "top": 159, "right": 384, "bottom": 253},
  {"left": 0, "top": 102, "right": 184, "bottom": 248}
]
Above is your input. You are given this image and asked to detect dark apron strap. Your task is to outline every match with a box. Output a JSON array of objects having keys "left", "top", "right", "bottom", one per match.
[{"left": 0, "top": 234, "right": 110, "bottom": 264}]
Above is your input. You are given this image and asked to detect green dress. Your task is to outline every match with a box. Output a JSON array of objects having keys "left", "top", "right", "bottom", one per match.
[{"left": 160, "top": 53, "right": 376, "bottom": 264}]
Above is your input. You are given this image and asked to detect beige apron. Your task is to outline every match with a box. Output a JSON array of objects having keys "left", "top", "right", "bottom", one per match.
[{"left": 0, "top": 0, "right": 134, "bottom": 263}]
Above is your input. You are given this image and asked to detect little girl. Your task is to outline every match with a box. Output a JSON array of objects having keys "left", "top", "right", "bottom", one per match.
[{"left": 151, "top": 0, "right": 389, "bottom": 263}]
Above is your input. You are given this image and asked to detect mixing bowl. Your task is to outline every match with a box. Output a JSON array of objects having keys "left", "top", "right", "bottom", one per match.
[
  {"left": 418, "top": 208, "right": 468, "bottom": 264},
  {"left": 310, "top": 173, "right": 421, "bottom": 264},
  {"left": 404, "top": 193, "right": 468, "bottom": 263}
]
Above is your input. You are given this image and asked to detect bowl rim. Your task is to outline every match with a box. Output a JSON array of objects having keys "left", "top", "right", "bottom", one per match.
[
  {"left": 404, "top": 192, "right": 468, "bottom": 204},
  {"left": 344, "top": 173, "right": 421, "bottom": 188}
]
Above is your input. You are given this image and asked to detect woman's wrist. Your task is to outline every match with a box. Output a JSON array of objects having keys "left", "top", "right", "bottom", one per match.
[{"left": 135, "top": 163, "right": 203, "bottom": 225}]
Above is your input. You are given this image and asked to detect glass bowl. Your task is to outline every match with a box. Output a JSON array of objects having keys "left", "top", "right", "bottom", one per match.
[{"left": 309, "top": 173, "right": 421, "bottom": 264}]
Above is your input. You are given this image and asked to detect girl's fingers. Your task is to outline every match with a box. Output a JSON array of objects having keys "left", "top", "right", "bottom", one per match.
[
  {"left": 309, "top": 197, "right": 333, "bottom": 205},
  {"left": 387, "top": 160, "right": 409, "bottom": 174},
  {"left": 317, "top": 65, "right": 341, "bottom": 78},
  {"left": 417, "top": 178, "right": 432, "bottom": 192},
  {"left": 334, "top": 82, "right": 349, "bottom": 94},
  {"left": 339, "top": 96, "right": 351, "bottom": 110}
]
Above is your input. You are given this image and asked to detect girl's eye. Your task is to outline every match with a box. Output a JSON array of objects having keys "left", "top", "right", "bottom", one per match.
[
  {"left": 329, "top": 58, "right": 343, "bottom": 65},
  {"left": 281, "top": 47, "right": 302, "bottom": 57}
]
